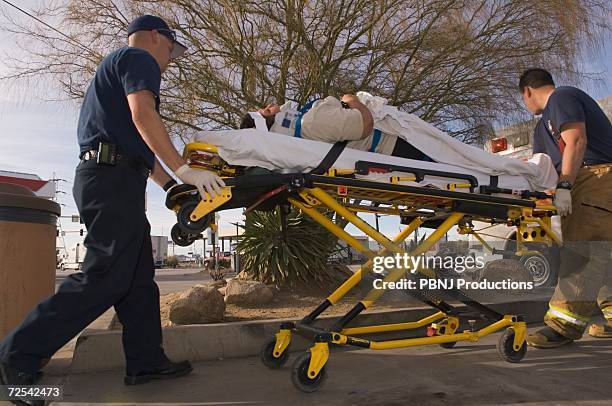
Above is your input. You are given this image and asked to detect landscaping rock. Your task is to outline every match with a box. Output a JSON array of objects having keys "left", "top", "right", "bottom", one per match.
[
  {"left": 224, "top": 279, "right": 274, "bottom": 306},
  {"left": 168, "top": 284, "right": 225, "bottom": 325},
  {"left": 206, "top": 279, "right": 227, "bottom": 288}
]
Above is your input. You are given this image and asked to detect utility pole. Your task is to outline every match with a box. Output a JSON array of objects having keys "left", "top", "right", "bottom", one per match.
[{"left": 50, "top": 173, "right": 67, "bottom": 202}]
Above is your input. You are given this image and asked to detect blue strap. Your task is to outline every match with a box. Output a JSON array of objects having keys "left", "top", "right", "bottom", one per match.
[
  {"left": 294, "top": 116, "right": 303, "bottom": 138},
  {"left": 369, "top": 129, "right": 382, "bottom": 152},
  {"left": 294, "top": 98, "right": 321, "bottom": 138},
  {"left": 299, "top": 98, "right": 319, "bottom": 114}
]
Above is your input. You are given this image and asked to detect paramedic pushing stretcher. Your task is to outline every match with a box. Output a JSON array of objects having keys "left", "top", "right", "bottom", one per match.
[
  {"left": 519, "top": 69, "right": 612, "bottom": 348},
  {"left": 0, "top": 15, "right": 225, "bottom": 398},
  {"left": 240, "top": 95, "right": 433, "bottom": 161}
]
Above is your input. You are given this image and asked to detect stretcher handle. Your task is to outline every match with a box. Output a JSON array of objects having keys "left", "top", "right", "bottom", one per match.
[
  {"left": 520, "top": 190, "right": 553, "bottom": 200},
  {"left": 480, "top": 185, "right": 553, "bottom": 200},
  {"left": 354, "top": 161, "right": 478, "bottom": 192}
]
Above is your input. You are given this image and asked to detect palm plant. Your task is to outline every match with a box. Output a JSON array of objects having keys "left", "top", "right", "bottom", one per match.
[{"left": 236, "top": 207, "right": 349, "bottom": 288}]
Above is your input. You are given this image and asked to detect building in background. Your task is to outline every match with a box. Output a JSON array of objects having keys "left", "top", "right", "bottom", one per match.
[{"left": 0, "top": 170, "right": 55, "bottom": 198}]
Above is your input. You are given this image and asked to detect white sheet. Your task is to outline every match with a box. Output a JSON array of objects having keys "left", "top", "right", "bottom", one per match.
[
  {"left": 356, "top": 91, "right": 556, "bottom": 189},
  {"left": 192, "top": 129, "right": 556, "bottom": 192}
]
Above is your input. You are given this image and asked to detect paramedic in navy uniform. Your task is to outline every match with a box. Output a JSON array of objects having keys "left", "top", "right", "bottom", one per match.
[{"left": 0, "top": 15, "right": 225, "bottom": 397}]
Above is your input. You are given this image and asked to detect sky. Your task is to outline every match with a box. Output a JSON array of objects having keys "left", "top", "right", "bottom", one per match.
[{"left": 0, "top": 1, "right": 611, "bottom": 256}]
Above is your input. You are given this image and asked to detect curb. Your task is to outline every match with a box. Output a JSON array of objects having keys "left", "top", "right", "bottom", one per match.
[{"left": 69, "top": 298, "right": 548, "bottom": 372}]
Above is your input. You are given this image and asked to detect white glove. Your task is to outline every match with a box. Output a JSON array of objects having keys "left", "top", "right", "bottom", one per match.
[
  {"left": 174, "top": 164, "right": 226, "bottom": 199},
  {"left": 554, "top": 188, "right": 572, "bottom": 216}
]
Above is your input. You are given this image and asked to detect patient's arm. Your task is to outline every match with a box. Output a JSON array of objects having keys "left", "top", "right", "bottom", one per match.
[
  {"left": 301, "top": 96, "right": 370, "bottom": 142},
  {"left": 341, "top": 94, "right": 374, "bottom": 138}
]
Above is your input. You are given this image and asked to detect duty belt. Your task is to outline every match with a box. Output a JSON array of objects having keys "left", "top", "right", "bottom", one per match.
[
  {"left": 582, "top": 162, "right": 612, "bottom": 176},
  {"left": 80, "top": 144, "right": 150, "bottom": 178},
  {"left": 583, "top": 163, "right": 612, "bottom": 170}
]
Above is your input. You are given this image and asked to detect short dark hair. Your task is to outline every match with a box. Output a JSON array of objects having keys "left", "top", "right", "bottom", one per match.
[
  {"left": 518, "top": 68, "right": 555, "bottom": 92},
  {"left": 239, "top": 113, "right": 275, "bottom": 130}
]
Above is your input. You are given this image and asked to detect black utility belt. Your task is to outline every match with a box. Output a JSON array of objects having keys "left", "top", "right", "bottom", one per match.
[{"left": 80, "top": 143, "right": 150, "bottom": 178}]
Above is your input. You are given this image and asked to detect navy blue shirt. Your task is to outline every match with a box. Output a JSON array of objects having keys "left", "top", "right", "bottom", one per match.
[
  {"left": 537, "top": 86, "right": 612, "bottom": 173},
  {"left": 77, "top": 47, "right": 161, "bottom": 169},
  {"left": 533, "top": 118, "right": 562, "bottom": 173}
]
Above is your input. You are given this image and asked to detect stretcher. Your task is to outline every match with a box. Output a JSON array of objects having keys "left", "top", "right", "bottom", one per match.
[{"left": 166, "top": 137, "right": 561, "bottom": 392}]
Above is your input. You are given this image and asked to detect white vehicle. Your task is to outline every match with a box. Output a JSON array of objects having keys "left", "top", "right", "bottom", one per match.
[
  {"left": 60, "top": 243, "right": 86, "bottom": 271},
  {"left": 473, "top": 119, "right": 557, "bottom": 286},
  {"left": 151, "top": 235, "right": 169, "bottom": 268},
  {"left": 473, "top": 97, "right": 612, "bottom": 286},
  {"left": 60, "top": 236, "right": 169, "bottom": 271},
  {"left": 468, "top": 218, "right": 561, "bottom": 287}
]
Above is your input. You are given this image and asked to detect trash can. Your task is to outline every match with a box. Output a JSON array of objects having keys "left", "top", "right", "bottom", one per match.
[{"left": 0, "top": 183, "right": 61, "bottom": 338}]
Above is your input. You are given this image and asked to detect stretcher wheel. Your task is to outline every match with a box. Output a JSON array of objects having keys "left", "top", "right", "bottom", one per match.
[
  {"left": 177, "top": 200, "right": 213, "bottom": 233},
  {"left": 260, "top": 336, "right": 289, "bottom": 369},
  {"left": 291, "top": 352, "right": 327, "bottom": 393},
  {"left": 439, "top": 341, "right": 457, "bottom": 349},
  {"left": 171, "top": 224, "right": 198, "bottom": 247},
  {"left": 497, "top": 328, "right": 527, "bottom": 363}
]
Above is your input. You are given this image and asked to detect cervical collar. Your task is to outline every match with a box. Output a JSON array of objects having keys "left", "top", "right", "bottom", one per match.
[{"left": 270, "top": 101, "right": 300, "bottom": 136}]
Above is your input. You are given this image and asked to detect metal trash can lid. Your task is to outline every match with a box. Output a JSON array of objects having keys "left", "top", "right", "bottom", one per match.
[{"left": 0, "top": 183, "right": 61, "bottom": 216}]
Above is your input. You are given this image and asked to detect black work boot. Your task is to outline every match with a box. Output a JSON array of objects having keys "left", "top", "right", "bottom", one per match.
[
  {"left": 124, "top": 360, "right": 193, "bottom": 385},
  {"left": 526, "top": 326, "right": 574, "bottom": 349},
  {"left": 0, "top": 362, "right": 46, "bottom": 406}
]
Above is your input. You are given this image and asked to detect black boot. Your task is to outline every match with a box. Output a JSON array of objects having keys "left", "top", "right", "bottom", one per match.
[
  {"left": 0, "top": 362, "right": 46, "bottom": 406},
  {"left": 124, "top": 360, "right": 193, "bottom": 385}
]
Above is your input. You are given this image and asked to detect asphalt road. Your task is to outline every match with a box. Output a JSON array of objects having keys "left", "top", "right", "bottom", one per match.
[
  {"left": 55, "top": 268, "right": 218, "bottom": 295},
  {"left": 33, "top": 332, "right": 612, "bottom": 406}
]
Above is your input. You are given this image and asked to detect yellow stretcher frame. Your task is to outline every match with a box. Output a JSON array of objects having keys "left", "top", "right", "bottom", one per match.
[{"left": 171, "top": 142, "right": 560, "bottom": 392}]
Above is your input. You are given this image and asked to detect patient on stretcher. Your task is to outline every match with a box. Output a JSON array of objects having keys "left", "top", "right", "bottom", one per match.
[
  {"left": 240, "top": 94, "right": 433, "bottom": 161},
  {"left": 233, "top": 91, "right": 557, "bottom": 190}
]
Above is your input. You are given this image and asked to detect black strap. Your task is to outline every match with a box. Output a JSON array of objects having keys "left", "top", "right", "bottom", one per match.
[
  {"left": 310, "top": 141, "right": 348, "bottom": 175},
  {"left": 489, "top": 175, "right": 499, "bottom": 188}
]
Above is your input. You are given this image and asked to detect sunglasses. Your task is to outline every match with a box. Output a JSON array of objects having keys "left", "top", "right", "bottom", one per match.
[{"left": 156, "top": 28, "right": 177, "bottom": 41}]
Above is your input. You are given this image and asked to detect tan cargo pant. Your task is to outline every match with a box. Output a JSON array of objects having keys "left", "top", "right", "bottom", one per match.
[{"left": 544, "top": 164, "right": 612, "bottom": 339}]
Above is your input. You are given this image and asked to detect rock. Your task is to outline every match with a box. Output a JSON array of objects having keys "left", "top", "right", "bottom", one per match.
[
  {"left": 206, "top": 279, "right": 227, "bottom": 288},
  {"left": 224, "top": 279, "right": 274, "bottom": 305},
  {"left": 235, "top": 271, "right": 253, "bottom": 280},
  {"left": 168, "top": 284, "right": 225, "bottom": 325}
]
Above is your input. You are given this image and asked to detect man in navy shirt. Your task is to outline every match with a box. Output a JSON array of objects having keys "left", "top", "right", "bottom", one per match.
[
  {"left": 0, "top": 16, "right": 225, "bottom": 398},
  {"left": 519, "top": 68, "right": 612, "bottom": 348}
]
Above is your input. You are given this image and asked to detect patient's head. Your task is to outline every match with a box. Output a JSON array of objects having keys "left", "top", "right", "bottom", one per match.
[
  {"left": 239, "top": 103, "right": 280, "bottom": 129},
  {"left": 258, "top": 104, "right": 281, "bottom": 117},
  {"left": 519, "top": 68, "right": 555, "bottom": 115}
]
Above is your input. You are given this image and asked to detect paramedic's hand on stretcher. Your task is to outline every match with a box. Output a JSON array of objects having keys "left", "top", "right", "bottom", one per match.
[
  {"left": 554, "top": 188, "right": 572, "bottom": 216},
  {"left": 175, "top": 164, "right": 226, "bottom": 199}
]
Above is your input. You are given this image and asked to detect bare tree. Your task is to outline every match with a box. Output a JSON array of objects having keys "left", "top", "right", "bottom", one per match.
[{"left": 1, "top": 0, "right": 609, "bottom": 144}]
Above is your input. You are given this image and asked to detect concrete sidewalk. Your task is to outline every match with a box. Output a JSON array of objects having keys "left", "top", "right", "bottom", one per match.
[{"left": 26, "top": 331, "right": 612, "bottom": 405}]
